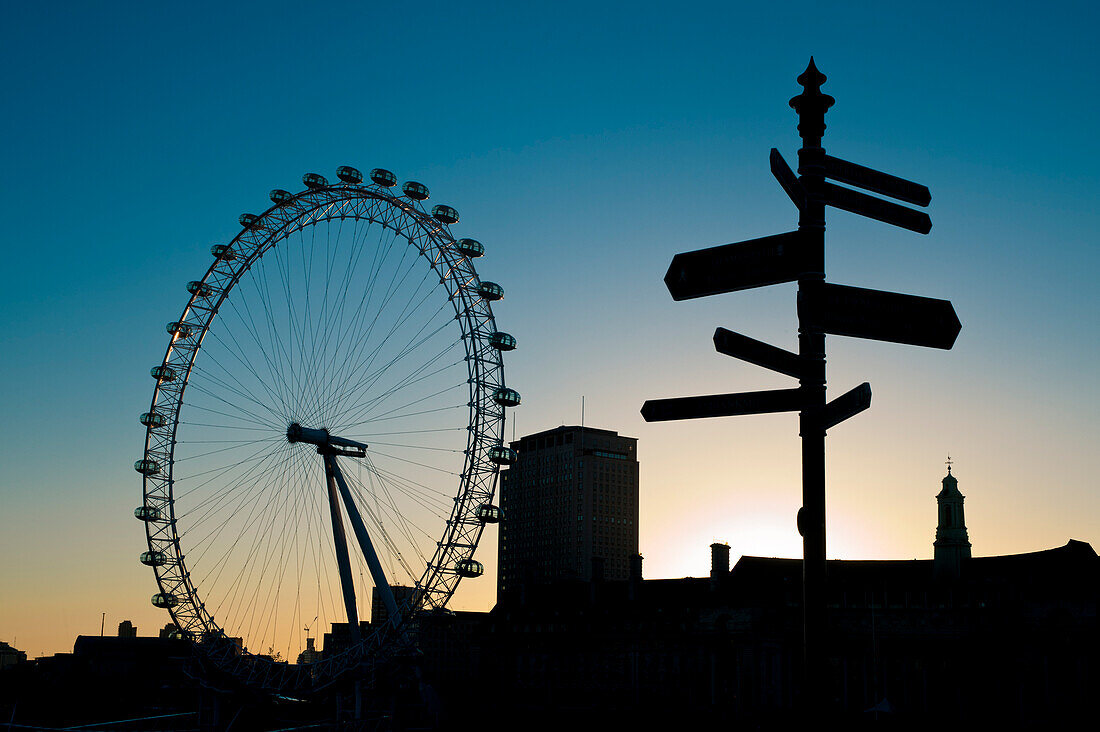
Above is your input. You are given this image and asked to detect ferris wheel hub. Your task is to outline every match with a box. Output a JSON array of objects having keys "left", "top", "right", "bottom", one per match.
[{"left": 286, "top": 422, "right": 368, "bottom": 457}]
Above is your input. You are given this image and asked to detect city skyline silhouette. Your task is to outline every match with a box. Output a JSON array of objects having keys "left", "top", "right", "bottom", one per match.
[{"left": 1, "top": 1, "right": 1097, "bottom": 674}]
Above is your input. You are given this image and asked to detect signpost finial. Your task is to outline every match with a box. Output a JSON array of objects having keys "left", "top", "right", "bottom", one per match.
[{"left": 790, "top": 57, "right": 835, "bottom": 145}]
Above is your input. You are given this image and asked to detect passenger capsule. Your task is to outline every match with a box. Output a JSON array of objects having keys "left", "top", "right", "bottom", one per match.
[
  {"left": 151, "top": 593, "right": 178, "bottom": 608},
  {"left": 150, "top": 365, "right": 177, "bottom": 382},
  {"left": 270, "top": 189, "right": 293, "bottom": 205},
  {"left": 456, "top": 558, "right": 484, "bottom": 577},
  {"left": 239, "top": 213, "right": 261, "bottom": 229},
  {"left": 166, "top": 322, "right": 193, "bottom": 338},
  {"left": 336, "top": 166, "right": 363, "bottom": 184},
  {"left": 402, "top": 181, "right": 430, "bottom": 201},
  {"left": 169, "top": 629, "right": 191, "bottom": 641},
  {"left": 370, "top": 168, "right": 398, "bottom": 187},
  {"left": 431, "top": 205, "right": 459, "bottom": 225},
  {"left": 210, "top": 244, "right": 236, "bottom": 260},
  {"left": 140, "top": 550, "right": 167, "bottom": 567},
  {"left": 455, "top": 238, "right": 484, "bottom": 258},
  {"left": 134, "top": 458, "right": 161, "bottom": 476},
  {"left": 488, "top": 332, "right": 516, "bottom": 351},
  {"left": 475, "top": 503, "right": 502, "bottom": 524},
  {"left": 302, "top": 172, "right": 328, "bottom": 189},
  {"left": 140, "top": 411, "right": 169, "bottom": 429},
  {"left": 478, "top": 282, "right": 504, "bottom": 301},
  {"left": 187, "top": 281, "right": 214, "bottom": 298},
  {"left": 488, "top": 445, "right": 518, "bottom": 465},
  {"left": 493, "top": 387, "right": 521, "bottom": 407},
  {"left": 134, "top": 505, "right": 162, "bottom": 521}
]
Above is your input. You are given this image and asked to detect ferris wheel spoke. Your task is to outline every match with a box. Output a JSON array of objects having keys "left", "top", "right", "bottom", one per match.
[
  {"left": 364, "top": 448, "right": 459, "bottom": 476},
  {"left": 313, "top": 255, "right": 427, "bottom": 421},
  {"left": 322, "top": 272, "right": 447, "bottom": 414},
  {"left": 247, "top": 252, "right": 305, "bottom": 417},
  {"left": 346, "top": 382, "right": 467, "bottom": 431},
  {"left": 184, "top": 381, "right": 284, "bottom": 431},
  {"left": 333, "top": 347, "right": 465, "bottom": 431},
  {"left": 218, "top": 287, "right": 300, "bottom": 416},
  {"left": 364, "top": 473, "right": 437, "bottom": 581},
  {"left": 181, "top": 401, "right": 275, "bottom": 429},
  {"left": 358, "top": 457, "right": 450, "bottom": 539},
  {"left": 209, "top": 447, "right": 314, "bottom": 641},
  {"left": 309, "top": 223, "right": 391, "bottom": 426},
  {"left": 355, "top": 426, "right": 465, "bottom": 438},
  {"left": 357, "top": 458, "right": 452, "bottom": 518},
  {"left": 264, "top": 234, "right": 313, "bottom": 420},
  {"left": 183, "top": 445, "right": 299, "bottom": 567},
  {"left": 180, "top": 422, "right": 273, "bottom": 432},
  {"left": 249, "top": 454, "right": 314, "bottom": 654},
  {"left": 327, "top": 322, "right": 461, "bottom": 429},
  {"left": 173, "top": 439, "right": 286, "bottom": 495},
  {"left": 304, "top": 216, "right": 352, "bottom": 400},
  {"left": 189, "top": 344, "right": 287, "bottom": 422},
  {"left": 307, "top": 223, "right": 408, "bottom": 424},
  {"left": 173, "top": 437, "right": 284, "bottom": 464},
  {"left": 341, "top": 402, "right": 466, "bottom": 429},
  {"left": 328, "top": 322, "right": 463, "bottom": 428},
  {"left": 180, "top": 443, "right": 296, "bottom": 542}
]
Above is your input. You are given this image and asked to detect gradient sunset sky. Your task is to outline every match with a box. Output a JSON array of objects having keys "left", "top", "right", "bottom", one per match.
[{"left": 1, "top": 1, "right": 1097, "bottom": 658}]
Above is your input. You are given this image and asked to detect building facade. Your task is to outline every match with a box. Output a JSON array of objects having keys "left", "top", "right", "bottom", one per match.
[{"left": 498, "top": 426, "right": 639, "bottom": 596}]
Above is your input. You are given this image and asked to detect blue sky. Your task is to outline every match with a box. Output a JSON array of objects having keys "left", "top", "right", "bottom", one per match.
[{"left": 1, "top": 1, "right": 1097, "bottom": 656}]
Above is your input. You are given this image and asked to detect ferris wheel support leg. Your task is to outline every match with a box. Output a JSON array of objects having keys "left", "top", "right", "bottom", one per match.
[
  {"left": 327, "top": 454, "right": 402, "bottom": 629},
  {"left": 325, "top": 458, "right": 361, "bottom": 642}
]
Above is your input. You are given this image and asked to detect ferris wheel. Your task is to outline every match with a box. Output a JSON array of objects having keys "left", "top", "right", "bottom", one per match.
[{"left": 134, "top": 166, "right": 518, "bottom": 691}]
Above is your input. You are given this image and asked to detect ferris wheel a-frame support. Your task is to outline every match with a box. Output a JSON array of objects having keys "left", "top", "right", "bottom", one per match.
[{"left": 289, "top": 422, "right": 403, "bottom": 636}]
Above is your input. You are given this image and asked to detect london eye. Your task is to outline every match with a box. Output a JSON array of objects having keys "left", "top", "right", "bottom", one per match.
[{"left": 134, "top": 166, "right": 518, "bottom": 691}]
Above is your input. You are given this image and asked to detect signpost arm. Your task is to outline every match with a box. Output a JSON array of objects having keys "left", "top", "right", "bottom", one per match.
[{"left": 790, "top": 57, "right": 833, "bottom": 714}]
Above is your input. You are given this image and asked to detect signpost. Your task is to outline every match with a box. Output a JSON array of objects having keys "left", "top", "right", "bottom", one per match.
[
  {"left": 823, "top": 155, "right": 931, "bottom": 206},
  {"left": 771, "top": 148, "right": 805, "bottom": 210},
  {"left": 642, "top": 58, "right": 960, "bottom": 715},
  {"left": 641, "top": 388, "right": 802, "bottom": 422},
  {"left": 821, "top": 382, "right": 872, "bottom": 431},
  {"left": 801, "top": 283, "right": 962, "bottom": 349},
  {"left": 821, "top": 182, "right": 932, "bottom": 234},
  {"left": 713, "top": 327, "right": 805, "bottom": 379},
  {"left": 664, "top": 230, "right": 818, "bottom": 301}
]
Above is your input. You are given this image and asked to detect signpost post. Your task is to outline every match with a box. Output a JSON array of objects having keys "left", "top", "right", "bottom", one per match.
[{"left": 641, "top": 58, "right": 960, "bottom": 715}]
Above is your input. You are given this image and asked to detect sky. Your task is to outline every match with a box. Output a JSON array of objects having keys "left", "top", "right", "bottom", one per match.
[{"left": 1, "top": 1, "right": 1097, "bottom": 659}]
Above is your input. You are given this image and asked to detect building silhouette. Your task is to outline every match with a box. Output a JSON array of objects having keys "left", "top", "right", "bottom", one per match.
[
  {"left": 472, "top": 467, "right": 1098, "bottom": 726},
  {"left": 934, "top": 464, "right": 972, "bottom": 579},
  {"left": 498, "top": 425, "right": 639, "bottom": 597},
  {"left": 0, "top": 641, "right": 26, "bottom": 670}
]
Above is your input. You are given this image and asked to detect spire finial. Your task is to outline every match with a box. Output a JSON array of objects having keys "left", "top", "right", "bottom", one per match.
[
  {"left": 946, "top": 454, "right": 953, "bottom": 474},
  {"left": 796, "top": 57, "right": 827, "bottom": 93},
  {"left": 789, "top": 57, "right": 835, "bottom": 145}
]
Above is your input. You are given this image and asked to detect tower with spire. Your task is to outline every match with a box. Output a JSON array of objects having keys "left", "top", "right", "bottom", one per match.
[{"left": 934, "top": 458, "right": 971, "bottom": 579}]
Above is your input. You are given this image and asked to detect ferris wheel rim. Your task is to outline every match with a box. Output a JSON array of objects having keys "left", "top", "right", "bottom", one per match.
[{"left": 137, "top": 174, "right": 511, "bottom": 691}]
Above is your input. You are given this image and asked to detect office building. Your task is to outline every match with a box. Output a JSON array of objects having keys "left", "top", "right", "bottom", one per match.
[{"left": 497, "top": 425, "right": 639, "bottom": 597}]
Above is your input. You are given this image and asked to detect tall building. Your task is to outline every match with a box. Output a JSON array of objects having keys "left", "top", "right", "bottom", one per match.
[{"left": 497, "top": 425, "right": 639, "bottom": 597}]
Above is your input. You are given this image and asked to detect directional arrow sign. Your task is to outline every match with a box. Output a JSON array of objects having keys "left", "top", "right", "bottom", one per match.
[
  {"left": 641, "top": 388, "right": 803, "bottom": 422},
  {"left": 822, "top": 182, "right": 932, "bottom": 234},
  {"left": 800, "top": 283, "right": 961, "bottom": 349},
  {"left": 713, "top": 327, "right": 805, "bottom": 379},
  {"left": 823, "top": 155, "right": 931, "bottom": 207},
  {"left": 664, "top": 230, "right": 819, "bottom": 301},
  {"left": 821, "top": 382, "right": 872, "bottom": 430},
  {"left": 771, "top": 148, "right": 805, "bottom": 210}
]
